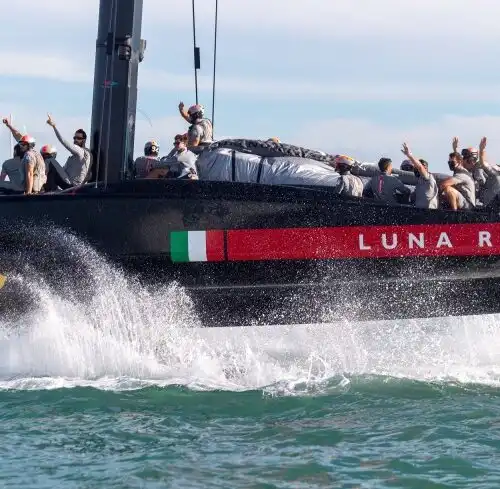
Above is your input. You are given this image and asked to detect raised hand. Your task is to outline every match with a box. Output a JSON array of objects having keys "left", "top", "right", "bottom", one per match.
[
  {"left": 479, "top": 136, "right": 487, "bottom": 153},
  {"left": 46, "top": 113, "right": 56, "bottom": 127},
  {"left": 401, "top": 142, "right": 411, "bottom": 156},
  {"left": 452, "top": 136, "right": 459, "bottom": 152}
]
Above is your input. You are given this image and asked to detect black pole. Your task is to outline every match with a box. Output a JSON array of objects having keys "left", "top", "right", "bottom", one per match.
[{"left": 90, "top": 0, "right": 146, "bottom": 185}]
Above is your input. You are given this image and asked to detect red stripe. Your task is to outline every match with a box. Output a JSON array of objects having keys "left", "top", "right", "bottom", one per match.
[
  {"left": 226, "top": 223, "right": 500, "bottom": 261},
  {"left": 206, "top": 230, "right": 225, "bottom": 261}
]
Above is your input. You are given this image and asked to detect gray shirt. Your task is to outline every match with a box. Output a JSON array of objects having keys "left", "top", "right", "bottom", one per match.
[
  {"left": 480, "top": 164, "right": 500, "bottom": 206},
  {"left": 335, "top": 174, "right": 363, "bottom": 197},
  {"left": 22, "top": 149, "right": 46, "bottom": 192},
  {"left": 453, "top": 167, "right": 476, "bottom": 207},
  {"left": 414, "top": 173, "right": 439, "bottom": 209},
  {"left": 188, "top": 119, "right": 213, "bottom": 144},
  {"left": 1, "top": 156, "right": 24, "bottom": 190},
  {"left": 370, "top": 172, "right": 411, "bottom": 205},
  {"left": 133, "top": 156, "right": 159, "bottom": 178},
  {"left": 54, "top": 127, "right": 92, "bottom": 185},
  {"left": 156, "top": 149, "right": 198, "bottom": 178}
]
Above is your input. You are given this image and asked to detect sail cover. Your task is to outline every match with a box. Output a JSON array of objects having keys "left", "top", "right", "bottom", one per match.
[{"left": 196, "top": 139, "right": 341, "bottom": 187}]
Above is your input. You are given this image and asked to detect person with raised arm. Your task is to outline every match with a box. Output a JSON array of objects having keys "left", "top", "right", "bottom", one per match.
[
  {"left": 452, "top": 136, "right": 486, "bottom": 201},
  {"left": 401, "top": 143, "right": 438, "bottom": 209},
  {"left": 178, "top": 101, "right": 213, "bottom": 147},
  {"left": 45, "top": 114, "right": 92, "bottom": 190},
  {"left": 476, "top": 137, "right": 500, "bottom": 207}
]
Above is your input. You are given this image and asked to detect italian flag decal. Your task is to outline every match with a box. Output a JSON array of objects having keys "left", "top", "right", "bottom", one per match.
[
  {"left": 171, "top": 223, "right": 500, "bottom": 262},
  {"left": 170, "top": 230, "right": 225, "bottom": 262}
]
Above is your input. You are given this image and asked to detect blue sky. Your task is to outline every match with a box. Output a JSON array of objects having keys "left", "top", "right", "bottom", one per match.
[{"left": 1, "top": 0, "right": 500, "bottom": 173}]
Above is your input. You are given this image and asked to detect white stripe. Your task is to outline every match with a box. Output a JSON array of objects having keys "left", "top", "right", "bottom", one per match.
[{"left": 188, "top": 231, "right": 207, "bottom": 262}]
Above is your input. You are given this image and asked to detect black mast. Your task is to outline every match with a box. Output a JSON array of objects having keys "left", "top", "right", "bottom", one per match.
[{"left": 90, "top": 0, "right": 146, "bottom": 185}]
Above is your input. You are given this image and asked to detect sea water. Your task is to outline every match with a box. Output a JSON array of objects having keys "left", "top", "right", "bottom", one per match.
[{"left": 0, "top": 232, "right": 499, "bottom": 488}]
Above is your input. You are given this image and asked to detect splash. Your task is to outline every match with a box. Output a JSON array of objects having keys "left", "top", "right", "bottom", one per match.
[{"left": 0, "top": 227, "right": 500, "bottom": 394}]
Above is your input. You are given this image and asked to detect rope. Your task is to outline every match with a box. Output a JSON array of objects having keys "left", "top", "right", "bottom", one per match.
[
  {"left": 211, "top": 0, "right": 219, "bottom": 137},
  {"left": 192, "top": 0, "right": 199, "bottom": 105}
]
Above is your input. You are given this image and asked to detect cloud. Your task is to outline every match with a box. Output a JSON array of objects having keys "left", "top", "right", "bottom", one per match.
[
  {"left": 0, "top": 52, "right": 91, "bottom": 83},
  {"left": 141, "top": 68, "right": 500, "bottom": 101},
  {"left": 2, "top": 51, "right": 500, "bottom": 103},
  {"left": 7, "top": 0, "right": 500, "bottom": 42},
  {"left": 142, "top": 0, "right": 500, "bottom": 40}
]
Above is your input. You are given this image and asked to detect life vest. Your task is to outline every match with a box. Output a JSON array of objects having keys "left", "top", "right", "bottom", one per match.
[{"left": 189, "top": 118, "right": 213, "bottom": 144}]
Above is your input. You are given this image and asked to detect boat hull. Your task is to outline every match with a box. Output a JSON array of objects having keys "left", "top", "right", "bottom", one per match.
[{"left": 0, "top": 180, "right": 499, "bottom": 325}]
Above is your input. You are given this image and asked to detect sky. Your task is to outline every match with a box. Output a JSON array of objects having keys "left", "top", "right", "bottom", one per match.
[{"left": 1, "top": 0, "right": 500, "bottom": 172}]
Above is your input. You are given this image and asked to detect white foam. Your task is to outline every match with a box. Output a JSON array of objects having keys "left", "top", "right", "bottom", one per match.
[{"left": 1, "top": 230, "right": 500, "bottom": 394}]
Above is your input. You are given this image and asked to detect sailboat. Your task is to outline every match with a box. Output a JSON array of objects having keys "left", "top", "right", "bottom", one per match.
[{"left": 0, "top": 0, "right": 500, "bottom": 327}]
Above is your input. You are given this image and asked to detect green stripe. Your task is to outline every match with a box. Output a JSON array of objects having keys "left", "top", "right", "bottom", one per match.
[{"left": 170, "top": 231, "right": 189, "bottom": 262}]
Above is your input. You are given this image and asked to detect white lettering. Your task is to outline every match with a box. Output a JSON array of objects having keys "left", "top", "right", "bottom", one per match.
[
  {"left": 359, "top": 234, "right": 371, "bottom": 250},
  {"left": 409, "top": 233, "right": 425, "bottom": 249},
  {"left": 382, "top": 233, "right": 398, "bottom": 250},
  {"left": 437, "top": 232, "right": 453, "bottom": 248},
  {"left": 479, "top": 231, "right": 492, "bottom": 248}
]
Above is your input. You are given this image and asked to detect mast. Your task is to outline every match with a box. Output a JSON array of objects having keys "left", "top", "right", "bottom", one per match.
[{"left": 90, "top": 0, "right": 146, "bottom": 184}]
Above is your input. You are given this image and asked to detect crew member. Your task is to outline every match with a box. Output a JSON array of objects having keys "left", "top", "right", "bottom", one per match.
[
  {"left": 440, "top": 152, "right": 475, "bottom": 210},
  {"left": 369, "top": 157, "right": 411, "bottom": 205},
  {"left": 18, "top": 135, "right": 46, "bottom": 194},
  {"left": 0, "top": 144, "right": 24, "bottom": 193},
  {"left": 133, "top": 140, "right": 160, "bottom": 178},
  {"left": 40, "top": 144, "right": 58, "bottom": 187},
  {"left": 45, "top": 114, "right": 92, "bottom": 190},
  {"left": 476, "top": 137, "right": 500, "bottom": 207},
  {"left": 178, "top": 102, "right": 213, "bottom": 147},
  {"left": 400, "top": 159, "right": 414, "bottom": 172},
  {"left": 149, "top": 134, "right": 198, "bottom": 179},
  {"left": 452, "top": 137, "right": 486, "bottom": 202},
  {"left": 401, "top": 143, "right": 438, "bottom": 209},
  {"left": 332, "top": 155, "right": 363, "bottom": 197}
]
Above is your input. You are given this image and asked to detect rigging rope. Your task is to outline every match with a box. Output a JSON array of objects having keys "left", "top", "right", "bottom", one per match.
[
  {"left": 191, "top": 0, "right": 200, "bottom": 105},
  {"left": 211, "top": 0, "right": 218, "bottom": 137}
]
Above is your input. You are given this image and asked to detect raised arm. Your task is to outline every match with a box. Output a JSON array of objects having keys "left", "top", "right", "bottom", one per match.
[
  {"left": 477, "top": 136, "right": 497, "bottom": 176},
  {"left": 478, "top": 137, "right": 488, "bottom": 169},
  {"left": 46, "top": 114, "right": 84, "bottom": 158},
  {"left": 178, "top": 102, "right": 190, "bottom": 123},
  {"left": 401, "top": 142, "right": 429, "bottom": 179},
  {"left": 2, "top": 117, "right": 23, "bottom": 142}
]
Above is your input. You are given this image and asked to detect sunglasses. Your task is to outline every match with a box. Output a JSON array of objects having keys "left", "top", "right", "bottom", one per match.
[{"left": 73, "top": 136, "right": 84, "bottom": 141}]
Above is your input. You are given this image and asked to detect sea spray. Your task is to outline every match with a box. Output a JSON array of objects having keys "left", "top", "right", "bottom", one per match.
[{"left": 0, "top": 226, "right": 500, "bottom": 393}]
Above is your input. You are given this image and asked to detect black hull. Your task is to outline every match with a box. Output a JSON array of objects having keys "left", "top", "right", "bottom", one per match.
[{"left": 1, "top": 180, "right": 500, "bottom": 326}]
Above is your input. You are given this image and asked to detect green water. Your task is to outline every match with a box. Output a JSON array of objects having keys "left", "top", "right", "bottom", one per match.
[{"left": 1, "top": 380, "right": 500, "bottom": 488}]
